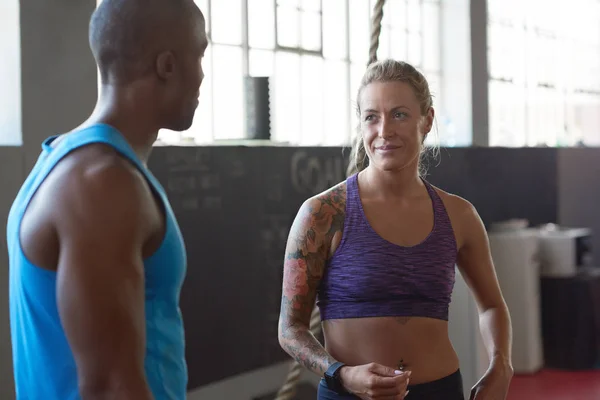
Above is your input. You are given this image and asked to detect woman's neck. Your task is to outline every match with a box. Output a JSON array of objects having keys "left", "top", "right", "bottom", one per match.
[{"left": 361, "top": 164, "right": 424, "bottom": 199}]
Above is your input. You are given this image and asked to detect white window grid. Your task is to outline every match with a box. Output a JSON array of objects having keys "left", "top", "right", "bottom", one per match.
[
  {"left": 487, "top": 0, "right": 600, "bottom": 147},
  {"left": 158, "top": 0, "right": 443, "bottom": 147}
]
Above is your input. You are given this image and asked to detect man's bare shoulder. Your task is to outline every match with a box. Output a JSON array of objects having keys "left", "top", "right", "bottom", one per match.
[{"left": 46, "top": 144, "right": 155, "bottom": 235}]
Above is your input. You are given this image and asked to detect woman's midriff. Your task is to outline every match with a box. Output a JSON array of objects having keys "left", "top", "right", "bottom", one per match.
[{"left": 322, "top": 316, "right": 460, "bottom": 385}]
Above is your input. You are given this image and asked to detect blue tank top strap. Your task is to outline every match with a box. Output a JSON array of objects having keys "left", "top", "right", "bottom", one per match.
[{"left": 20, "top": 124, "right": 143, "bottom": 214}]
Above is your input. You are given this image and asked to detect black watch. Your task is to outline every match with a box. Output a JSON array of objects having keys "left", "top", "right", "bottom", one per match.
[{"left": 324, "top": 361, "right": 347, "bottom": 394}]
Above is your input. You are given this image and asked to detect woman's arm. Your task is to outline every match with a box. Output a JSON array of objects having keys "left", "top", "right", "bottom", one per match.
[
  {"left": 454, "top": 200, "right": 513, "bottom": 397},
  {"left": 277, "top": 190, "right": 344, "bottom": 375}
]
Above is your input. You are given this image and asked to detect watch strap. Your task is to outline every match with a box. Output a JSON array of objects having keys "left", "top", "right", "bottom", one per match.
[{"left": 324, "top": 361, "right": 347, "bottom": 393}]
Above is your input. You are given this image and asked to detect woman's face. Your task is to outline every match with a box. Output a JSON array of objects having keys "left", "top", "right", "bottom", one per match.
[{"left": 359, "top": 81, "right": 433, "bottom": 172}]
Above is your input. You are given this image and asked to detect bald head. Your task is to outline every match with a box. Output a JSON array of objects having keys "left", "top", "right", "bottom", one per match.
[{"left": 90, "top": 0, "right": 206, "bottom": 85}]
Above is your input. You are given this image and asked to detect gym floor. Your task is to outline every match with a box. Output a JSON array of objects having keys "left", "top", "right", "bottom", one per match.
[{"left": 507, "top": 369, "right": 600, "bottom": 400}]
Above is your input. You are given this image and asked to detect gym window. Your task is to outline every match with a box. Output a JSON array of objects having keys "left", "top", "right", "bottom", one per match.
[
  {"left": 157, "top": 0, "right": 444, "bottom": 146},
  {"left": 487, "top": 0, "right": 600, "bottom": 147}
]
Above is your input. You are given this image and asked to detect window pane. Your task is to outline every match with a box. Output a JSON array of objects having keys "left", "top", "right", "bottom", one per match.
[
  {"left": 323, "top": 0, "right": 347, "bottom": 60},
  {"left": 273, "top": 52, "right": 301, "bottom": 143},
  {"left": 157, "top": 129, "right": 182, "bottom": 145},
  {"left": 350, "top": 63, "right": 366, "bottom": 136},
  {"left": 211, "top": 0, "right": 242, "bottom": 45},
  {"left": 541, "top": 88, "right": 562, "bottom": 146},
  {"left": 277, "top": 6, "right": 300, "bottom": 47},
  {"left": 301, "top": 0, "right": 321, "bottom": 12},
  {"left": 323, "top": 60, "right": 350, "bottom": 145},
  {"left": 422, "top": 2, "right": 440, "bottom": 71},
  {"left": 302, "top": 0, "right": 322, "bottom": 11},
  {"left": 301, "top": 11, "right": 322, "bottom": 51},
  {"left": 389, "top": 0, "right": 407, "bottom": 28},
  {"left": 578, "top": 94, "right": 600, "bottom": 146},
  {"left": 377, "top": 27, "right": 391, "bottom": 60},
  {"left": 349, "top": 0, "right": 370, "bottom": 63},
  {"left": 489, "top": 80, "right": 526, "bottom": 147},
  {"left": 407, "top": 0, "right": 421, "bottom": 33},
  {"left": 212, "top": 45, "right": 244, "bottom": 140},
  {"left": 407, "top": 32, "right": 422, "bottom": 67},
  {"left": 300, "top": 55, "right": 324, "bottom": 144},
  {"left": 249, "top": 49, "right": 274, "bottom": 77},
  {"left": 277, "top": 0, "right": 299, "bottom": 6},
  {"left": 390, "top": 28, "right": 407, "bottom": 61},
  {"left": 248, "top": 0, "right": 275, "bottom": 49}
]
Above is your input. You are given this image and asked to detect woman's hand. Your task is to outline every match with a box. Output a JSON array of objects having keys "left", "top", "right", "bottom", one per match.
[
  {"left": 469, "top": 359, "right": 514, "bottom": 400},
  {"left": 340, "top": 362, "right": 411, "bottom": 399}
]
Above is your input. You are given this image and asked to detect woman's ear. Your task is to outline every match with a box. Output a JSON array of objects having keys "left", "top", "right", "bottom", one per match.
[{"left": 424, "top": 107, "right": 435, "bottom": 134}]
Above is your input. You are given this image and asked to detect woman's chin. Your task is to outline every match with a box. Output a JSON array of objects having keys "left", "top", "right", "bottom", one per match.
[{"left": 371, "top": 157, "right": 417, "bottom": 172}]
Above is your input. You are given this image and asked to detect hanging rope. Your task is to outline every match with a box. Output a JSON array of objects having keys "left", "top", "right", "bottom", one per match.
[
  {"left": 369, "top": 0, "right": 386, "bottom": 66},
  {"left": 274, "top": 3, "right": 387, "bottom": 399}
]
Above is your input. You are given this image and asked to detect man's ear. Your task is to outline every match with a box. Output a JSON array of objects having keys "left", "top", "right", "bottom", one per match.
[{"left": 156, "top": 51, "right": 176, "bottom": 81}]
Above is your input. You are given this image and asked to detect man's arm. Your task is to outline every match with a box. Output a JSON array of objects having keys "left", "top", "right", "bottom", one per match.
[
  {"left": 278, "top": 187, "right": 345, "bottom": 376},
  {"left": 54, "top": 157, "right": 158, "bottom": 400}
]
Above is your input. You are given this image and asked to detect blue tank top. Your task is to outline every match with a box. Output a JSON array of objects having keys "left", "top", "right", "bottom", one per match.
[
  {"left": 7, "top": 124, "right": 188, "bottom": 399},
  {"left": 317, "top": 173, "right": 458, "bottom": 321}
]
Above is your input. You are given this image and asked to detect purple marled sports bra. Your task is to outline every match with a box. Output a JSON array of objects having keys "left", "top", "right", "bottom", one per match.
[{"left": 317, "top": 173, "right": 458, "bottom": 322}]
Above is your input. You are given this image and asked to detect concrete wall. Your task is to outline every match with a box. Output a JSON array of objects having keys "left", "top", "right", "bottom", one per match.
[
  {"left": 0, "top": 147, "right": 23, "bottom": 399},
  {"left": 19, "top": 0, "right": 97, "bottom": 170}
]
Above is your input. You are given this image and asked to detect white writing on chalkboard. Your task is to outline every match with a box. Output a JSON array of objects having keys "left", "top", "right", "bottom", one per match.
[
  {"left": 199, "top": 173, "right": 220, "bottom": 190},
  {"left": 202, "top": 196, "right": 222, "bottom": 210},
  {"left": 166, "top": 148, "right": 211, "bottom": 172},
  {"left": 181, "top": 197, "right": 199, "bottom": 211},
  {"left": 291, "top": 151, "right": 344, "bottom": 194},
  {"left": 168, "top": 176, "right": 196, "bottom": 193}
]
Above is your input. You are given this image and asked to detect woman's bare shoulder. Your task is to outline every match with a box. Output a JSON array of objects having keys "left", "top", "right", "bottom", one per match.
[
  {"left": 430, "top": 185, "right": 477, "bottom": 218},
  {"left": 302, "top": 180, "right": 347, "bottom": 216}
]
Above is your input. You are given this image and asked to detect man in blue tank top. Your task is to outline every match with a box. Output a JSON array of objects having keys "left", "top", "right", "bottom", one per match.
[{"left": 6, "top": 1, "right": 208, "bottom": 399}]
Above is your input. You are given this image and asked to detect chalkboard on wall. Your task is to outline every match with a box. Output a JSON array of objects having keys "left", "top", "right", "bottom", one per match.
[{"left": 149, "top": 145, "right": 350, "bottom": 390}]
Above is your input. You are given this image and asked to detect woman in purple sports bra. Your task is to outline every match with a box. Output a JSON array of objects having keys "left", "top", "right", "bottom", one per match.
[{"left": 278, "top": 59, "right": 513, "bottom": 400}]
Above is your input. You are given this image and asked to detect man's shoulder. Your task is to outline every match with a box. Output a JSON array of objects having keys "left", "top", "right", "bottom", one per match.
[{"left": 46, "top": 146, "right": 153, "bottom": 229}]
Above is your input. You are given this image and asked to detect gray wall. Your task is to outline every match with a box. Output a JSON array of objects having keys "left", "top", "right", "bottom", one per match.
[
  {"left": 558, "top": 149, "right": 600, "bottom": 263},
  {"left": 0, "top": 147, "right": 22, "bottom": 399}
]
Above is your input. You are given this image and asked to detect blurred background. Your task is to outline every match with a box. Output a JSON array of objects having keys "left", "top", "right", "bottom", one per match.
[{"left": 1, "top": 0, "right": 599, "bottom": 399}]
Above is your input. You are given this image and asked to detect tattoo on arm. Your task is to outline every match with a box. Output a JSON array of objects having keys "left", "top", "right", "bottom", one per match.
[{"left": 278, "top": 185, "right": 346, "bottom": 376}]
